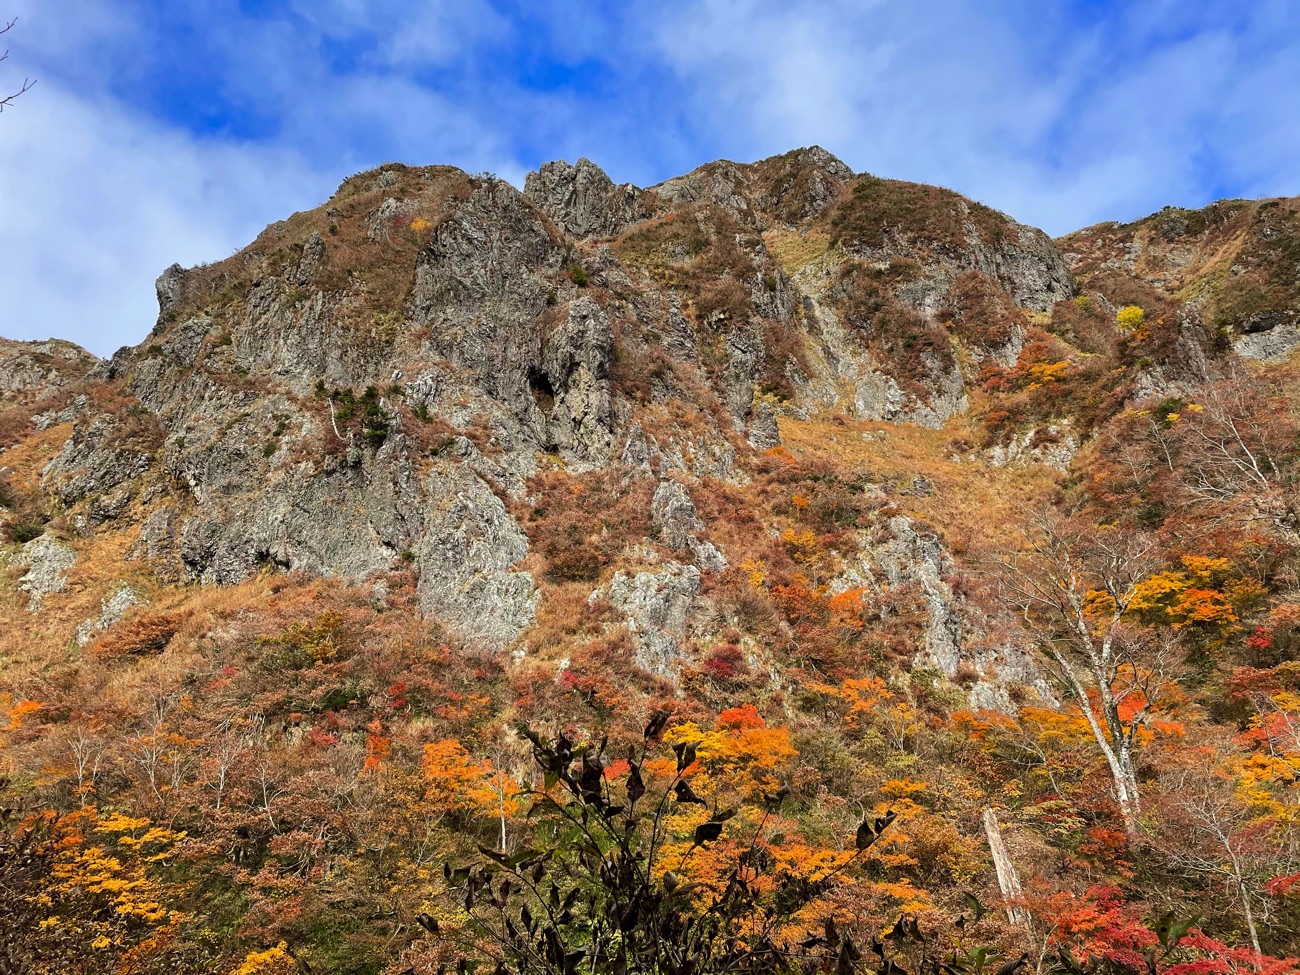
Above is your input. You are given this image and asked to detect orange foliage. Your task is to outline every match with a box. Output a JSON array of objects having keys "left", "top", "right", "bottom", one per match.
[{"left": 91, "top": 612, "right": 187, "bottom": 658}]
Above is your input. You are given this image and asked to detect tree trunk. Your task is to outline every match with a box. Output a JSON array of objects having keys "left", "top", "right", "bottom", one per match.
[
  {"left": 983, "top": 809, "right": 1029, "bottom": 929},
  {"left": 1111, "top": 743, "right": 1141, "bottom": 837}
]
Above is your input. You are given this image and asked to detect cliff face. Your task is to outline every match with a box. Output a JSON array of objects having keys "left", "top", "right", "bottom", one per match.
[
  {"left": 0, "top": 148, "right": 1267, "bottom": 692},
  {"left": 1059, "top": 196, "right": 1300, "bottom": 361}
]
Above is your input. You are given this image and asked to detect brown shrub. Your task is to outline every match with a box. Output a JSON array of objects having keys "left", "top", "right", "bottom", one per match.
[
  {"left": 944, "top": 270, "right": 1027, "bottom": 352},
  {"left": 829, "top": 176, "right": 1007, "bottom": 253},
  {"left": 517, "top": 470, "right": 655, "bottom": 583},
  {"left": 92, "top": 612, "right": 187, "bottom": 658}
]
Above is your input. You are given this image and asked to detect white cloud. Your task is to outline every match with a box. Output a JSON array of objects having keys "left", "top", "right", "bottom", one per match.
[
  {"left": 0, "top": 84, "right": 332, "bottom": 355},
  {"left": 636, "top": 0, "right": 1300, "bottom": 233},
  {"left": 1, "top": 0, "right": 1298, "bottom": 359},
  {"left": 0, "top": 0, "right": 525, "bottom": 356}
]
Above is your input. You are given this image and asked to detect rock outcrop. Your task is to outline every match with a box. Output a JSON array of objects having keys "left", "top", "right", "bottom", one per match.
[
  {"left": 524, "top": 158, "right": 649, "bottom": 239},
  {"left": 1059, "top": 195, "right": 1300, "bottom": 361},
  {"left": 15, "top": 536, "right": 77, "bottom": 611},
  {"left": 603, "top": 561, "right": 701, "bottom": 675},
  {"left": 0, "top": 148, "right": 1104, "bottom": 697}
]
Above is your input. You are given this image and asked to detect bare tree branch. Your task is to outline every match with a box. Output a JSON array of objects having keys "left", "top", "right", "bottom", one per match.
[{"left": 0, "top": 17, "right": 36, "bottom": 113}]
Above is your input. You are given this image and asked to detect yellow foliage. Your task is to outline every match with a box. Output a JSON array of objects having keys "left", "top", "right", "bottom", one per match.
[
  {"left": 1083, "top": 588, "right": 1119, "bottom": 619},
  {"left": 1124, "top": 561, "right": 1242, "bottom": 630},
  {"left": 781, "top": 528, "right": 819, "bottom": 565},
  {"left": 1116, "top": 305, "right": 1145, "bottom": 329},
  {"left": 1179, "top": 555, "right": 1233, "bottom": 585},
  {"left": 879, "top": 778, "right": 928, "bottom": 800},
  {"left": 233, "top": 942, "right": 298, "bottom": 975},
  {"left": 1024, "top": 360, "right": 1070, "bottom": 389},
  {"left": 409, "top": 217, "right": 432, "bottom": 233},
  {"left": 48, "top": 810, "right": 189, "bottom": 936},
  {"left": 809, "top": 676, "right": 893, "bottom": 724},
  {"left": 95, "top": 812, "right": 152, "bottom": 834},
  {"left": 1127, "top": 573, "right": 1187, "bottom": 615}
]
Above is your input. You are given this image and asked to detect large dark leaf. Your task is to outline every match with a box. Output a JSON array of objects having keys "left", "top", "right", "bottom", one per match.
[
  {"left": 627, "top": 762, "right": 645, "bottom": 805},
  {"left": 644, "top": 710, "right": 671, "bottom": 740},
  {"left": 416, "top": 913, "right": 439, "bottom": 934},
  {"left": 694, "top": 821, "right": 724, "bottom": 845},
  {"left": 673, "top": 742, "right": 698, "bottom": 773},
  {"left": 674, "top": 780, "right": 707, "bottom": 805}
]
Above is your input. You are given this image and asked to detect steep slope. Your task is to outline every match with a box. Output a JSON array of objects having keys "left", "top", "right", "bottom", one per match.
[
  {"left": 2, "top": 149, "right": 1086, "bottom": 680},
  {"left": 5, "top": 153, "right": 1300, "bottom": 975},
  {"left": 1060, "top": 195, "right": 1300, "bottom": 360}
]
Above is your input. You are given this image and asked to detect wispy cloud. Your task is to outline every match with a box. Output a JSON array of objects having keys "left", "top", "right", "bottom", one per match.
[
  {"left": 0, "top": 82, "right": 330, "bottom": 354},
  {"left": 0, "top": 0, "right": 1297, "bottom": 355}
]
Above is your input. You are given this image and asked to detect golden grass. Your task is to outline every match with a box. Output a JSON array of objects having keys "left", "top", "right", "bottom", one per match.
[
  {"left": 1, "top": 422, "right": 74, "bottom": 492},
  {"left": 762, "top": 228, "right": 831, "bottom": 276},
  {"left": 777, "top": 413, "right": 1062, "bottom": 552}
]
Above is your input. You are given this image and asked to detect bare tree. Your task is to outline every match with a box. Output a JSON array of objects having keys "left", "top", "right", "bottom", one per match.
[
  {"left": 0, "top": 18, "right": 35, "bottom": 112},
  {"left": 1168, "top": 372, "right": 1299, "bottom": 533},
  {"left": 1153, "top": 753, "right": 1299, "bottom": 954},
  {"left": 991, "top": 507, "right": 1183, "bottom": 837}
]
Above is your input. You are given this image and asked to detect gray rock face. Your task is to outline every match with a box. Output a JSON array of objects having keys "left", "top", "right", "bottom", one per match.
[
  {"left": 7, "top": 151, "right": 1088, "bottom": 688},
  {"left": 746, "top": 401, "right": 781, "bottom": 450},
  {"left": 367, "top": 198, "right": 421, "bottom": 240},
  {"left": 0, "top": 340, "right": 98, "bottom": 400},
  {"left": 873, "top": 516, "right": 964, "bottom": 675},
  {"left": 974, "top": 222, "right": 1077, "bottom": 314},
  {"left": 831, "top": 516, "right": 1050, "bottom": 710},
  {"left": 854, "top": 362, "right": 969, "bottom": 429},
  {"left": 161, "top": 316, "right": 215, "bottom": 362},
  {"left": 416, "top": 463, "right": 538, "bottom": 651},
  {"left": 290, "top": 231, "right": 326, "bottom": 285},
  {"left": 650, "top": 480, "right": 727, "bottom": 572},
  {"left": 620, "top": 421, "right": 658, "bottom": 472},
  {"left": 16, "top": 535, "right": 77, "bottom": 611},
  {"left": 32, "top": 394, "right": 89, "bottom": 431},
  {"left": 604, "top": 561, "right": 701, "bottom": 675},
  {"left": 177, "top": 426, "right": 420, "bottom": 584},
  {"left": 42, "top": 415, "right": 155, "bottom": 515},
  {"left": 155, "top": 263, "right": 186, "bottom": 320},
  {"left": 524, "top": 158, "right": 647, "bottom": 239},
  {"left": 542, "top": 298, "right": 614, "bottom": 462},
  {"left": 408, "top": 179, "right": 553, "bottom": 410},
  {"left": 985, "top": 425, "right": 1079, "bottom": 471},
  {"left": 652, "top": 161, "right": 756, "bottom": 225},
  {"left": 1235, "top": 314, "right": 1300, "bottom": 361}
]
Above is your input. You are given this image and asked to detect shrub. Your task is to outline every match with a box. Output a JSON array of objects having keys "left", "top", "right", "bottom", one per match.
[
  {"left": 1116, "top": 305, "right": 1145, "bottom": 330},
  {"left": 92, "top": 612, "right": 185, "bottom": 658},
  {"left": 5, "top": 521, "right": 46, "bottom": 544},
  {"left": 518, "top": 470, "right": 655, "bottom": 583}
]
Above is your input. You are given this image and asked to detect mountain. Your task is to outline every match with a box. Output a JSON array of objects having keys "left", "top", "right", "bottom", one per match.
[
  {"left": 2, "top": 150, "right": 1299, "bottom": 974},
  {"left": 1060, "top": 196, "right": 1300, "bottom": 360}
]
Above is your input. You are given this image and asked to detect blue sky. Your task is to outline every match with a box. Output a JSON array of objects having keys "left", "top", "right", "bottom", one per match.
[{"left": 2, "top": 0, "right": 1299, "bottom": 356}]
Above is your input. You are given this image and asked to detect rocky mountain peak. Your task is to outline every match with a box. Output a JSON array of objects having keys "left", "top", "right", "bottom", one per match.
[
  {"left": 1059, "top": 194, "right": 1300, "bottom": 361},
  {"left": 523, "top": 157, "right": 649, "bottom": 239},
  {"left": 0, "top": 149, "right": 1249, "bottom": 688}
]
